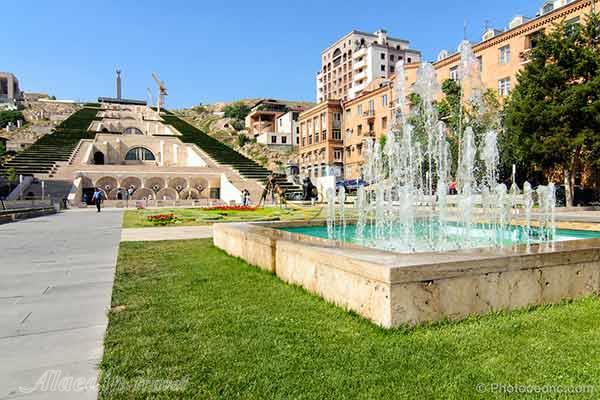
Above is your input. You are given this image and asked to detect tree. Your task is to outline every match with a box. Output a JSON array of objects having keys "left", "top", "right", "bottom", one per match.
[
  {"left": 503, "top": 13, "right": 600, "bottom": 205},
  {"left": 223, "top": 102, "right": 251, "bottom": 120},
  {"left": 0, "top": 111, "right": 24, "bottom": 128}
]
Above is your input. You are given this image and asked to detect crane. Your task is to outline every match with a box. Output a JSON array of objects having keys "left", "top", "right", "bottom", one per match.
[{"left": 152, "top": 73, "right": 168, "bottom": 113}]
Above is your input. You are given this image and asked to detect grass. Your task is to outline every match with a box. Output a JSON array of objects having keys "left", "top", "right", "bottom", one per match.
[
  {"left": 122, "top": 206, "right": 325, "bottom": 228},
  {"left": 100, "top": 239, "right": 600, "bottom": 399}
]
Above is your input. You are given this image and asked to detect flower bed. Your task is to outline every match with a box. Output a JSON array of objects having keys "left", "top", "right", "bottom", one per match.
[{"left": 147, "top": 213, "right": 179, "bottom": 226}]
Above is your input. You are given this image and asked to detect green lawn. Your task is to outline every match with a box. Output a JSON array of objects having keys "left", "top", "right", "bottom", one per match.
[
  {"left": 100, "top": 239, "right": 600, "bottom": 399},
  {"left": 122, "top": 206, "right": 325, "bottom": 228}
]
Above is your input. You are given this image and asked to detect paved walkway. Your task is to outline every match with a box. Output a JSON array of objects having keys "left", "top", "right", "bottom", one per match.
[
  {"left": 121, "top": 225, "right": 213, "bottom": 242},
  {"left": 0, "top": 209, "right": 123, "bottom": 399}
]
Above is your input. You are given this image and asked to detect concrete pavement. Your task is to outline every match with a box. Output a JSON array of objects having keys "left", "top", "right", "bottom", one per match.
[{"left": 0, "top": 209, "right": 123, "bottom": 399}]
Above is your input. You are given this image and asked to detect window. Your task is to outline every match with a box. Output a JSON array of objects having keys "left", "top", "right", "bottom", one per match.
[
  {"left": 368, "top": 100, "right": 374, "bottom": 114},
  {"left": 357, "top": 124, "right": 363, "bottom": 136},
  {"left": 542, "top": 2, "right": 553, "bottom": 14},
  {"left": 382, "top": 117, "right": 387, "bottom": 130},
  {"left": 499, "top": 45, "right": 510, "bottom": 65},
  {"left": 450, "top": 66, "right": 459, "bottom": 80},
  {"left": 123, "top": 127, "right": 144, "bottom": 135},
  {"left": 296, "top": 137, "right": 299, "bottom": 144},
  {"left": 302, "top": 137, "right": 306, "bottom": 146},
  {"left": 390, "top": 65, "right": 395, "bottom": 73},
  {"left": 125, "top": 147, "right": 155, "bottom": 161},
  {"left": 380, "top": 53, "right": 385, "bottom": 60},
  {"left": 477, "top": 56, "right": 483, "bottom": 72},
  {"left": 357, "top": 104, "right": 363, "bottom": 115},
  {"left": 382, "top": 94, "right": 388, "bottom": 107},
  {"left": 271, "top": 136, "right": 277, "bottom": 144},
  {"left": 390, "top": 54, "right": 395, "bottom": 62},
  {"left": 322, "top": 130, "right": 327, "bottom": 140},
  {"left": 281, "top": 136, "right": 287, "bottom": 144},
  {"left": 334, "top": 149, "right": 342, "bottom": 160},
  {"left": 380, "top": 65, "right": 386, "bottom": 72},
  {"left": 498, "top": 77, "right": 511, "bottom": 96},
  {"left": 407, "top": 57, "right": 412, "bottom": 63},
  {"left": 528, "top": 31, "right": 544, "bottom": 49},
  {"left": 332, "top": 129, "right": 341, "bottom": 140}
]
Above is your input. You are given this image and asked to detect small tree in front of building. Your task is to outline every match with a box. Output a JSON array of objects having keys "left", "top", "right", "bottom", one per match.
[{"left": 503, "top": 13, "right": 600, "bottom": 206}]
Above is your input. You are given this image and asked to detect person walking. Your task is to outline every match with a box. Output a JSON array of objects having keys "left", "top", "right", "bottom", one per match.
[{"left": 92, "top": 188, "right": 104, "bottom": 213}]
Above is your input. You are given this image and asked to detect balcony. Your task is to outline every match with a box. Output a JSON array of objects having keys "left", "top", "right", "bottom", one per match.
[
  {"left": 353, "top": 47, "right": 367, "bottom": 59},
  {"left": 354, "top": 70, "right": 367, "bottom": 81},
  {"left": 353, "top": 59, "right": 366, "bottom": 70},
  {"left": 363, "top": 110, "right": 375, "bottom": 120}
]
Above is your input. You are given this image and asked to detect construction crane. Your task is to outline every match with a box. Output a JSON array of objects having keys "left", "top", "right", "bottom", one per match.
[{"left": 152, "top": 73, "right": 168, "bottom": 113}]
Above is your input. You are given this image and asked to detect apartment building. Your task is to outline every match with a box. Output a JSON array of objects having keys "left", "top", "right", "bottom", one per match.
[
  {"left": 316, "top": 30, "right": 421, "bottom": 103},
  {"left": 244, "top": 99, "right": 304, "bottom": 147},
  {"left": 434, "top": 0, "right": 592, "bottom": 100},
  {"left": 341, "top": 0, "right": 594, "bottom": 179},
  {"left": 297, "top": 100, "right": 344, "bottom": 178}
]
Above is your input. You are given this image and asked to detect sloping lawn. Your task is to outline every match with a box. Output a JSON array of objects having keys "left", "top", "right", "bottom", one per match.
[
  {"left": 100, "top": 239, "right": 600, "bottom": 399},
  {"left": 122, "top": 206, "right": 325, "bottom": 228}
]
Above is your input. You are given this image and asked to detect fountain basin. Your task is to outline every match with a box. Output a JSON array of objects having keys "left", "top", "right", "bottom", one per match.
[{"left": 213, "top": 221, "right": 600, "bottom": 328}]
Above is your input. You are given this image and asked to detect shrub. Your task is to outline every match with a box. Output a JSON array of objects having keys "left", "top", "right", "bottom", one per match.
[
  {"left": 223, "top": 102, "right": 251, "bottom": 120},
  {"left": 0, "top": 110, "right": 24, "bottom": 128}
]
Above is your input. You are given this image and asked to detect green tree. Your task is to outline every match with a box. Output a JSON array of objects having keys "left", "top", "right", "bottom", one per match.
[
  {"left": 0, "top": 140, "right": 5, "bottom": 157},
  {"left": 503, "top": 13, "right": 600, "bottom": 205},
  {"left": 223, "top": 102, "right": 251, "bottom": 120},
  {"left": 0, "top": 111, "right": 24, "bottom": 128}
]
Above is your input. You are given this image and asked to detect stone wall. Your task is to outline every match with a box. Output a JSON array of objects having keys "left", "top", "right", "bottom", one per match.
[{"left": 214, "top": 221, "right": 600, "bottom": 328}]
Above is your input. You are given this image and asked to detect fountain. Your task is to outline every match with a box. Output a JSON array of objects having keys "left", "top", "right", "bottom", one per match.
[
  {"left": 213, "top": 41, "right": 600, "bottom": 328},
  {"left": 323, "top": 43, "right": 558, "bottom": 253}
]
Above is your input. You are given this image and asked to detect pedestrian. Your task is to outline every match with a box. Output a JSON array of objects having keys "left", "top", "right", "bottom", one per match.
[
  {"left": 241, "top": 189, "right": 247, "bottom": 206},
  {"left": 244, "top": 189, "right": 251, "bottom": 206},
  {"left": 92, "top": 188, "right": 104, "bottom": 213},
  {"left": 117, "top": 189, "right": 123, "bottom": 200}
]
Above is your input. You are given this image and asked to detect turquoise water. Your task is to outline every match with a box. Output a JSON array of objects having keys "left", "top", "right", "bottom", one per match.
[{"left": 280, "top": 223, "right": 600, "bottom": 253}]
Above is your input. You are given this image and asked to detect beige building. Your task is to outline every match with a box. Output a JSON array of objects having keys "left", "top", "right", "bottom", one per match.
[
  {"left": 316, "top": 30, "right": 421, "bottom": 103},
  {"left": 434, "top": 0, "right": 592, "bottom": 100},
  {"left": 244, "top": 99, "right": 304, "bottom": 147},
  {"left": 297, "top": 100, "right": 344, "bottom": 178},
  {"left": 341, "top": 0, "right": 594, "bottom": 179}
]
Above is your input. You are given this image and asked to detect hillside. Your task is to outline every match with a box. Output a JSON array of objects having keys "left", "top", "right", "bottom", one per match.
[{"left": 173, "top": 99, "right": 314, "bottom": 173}]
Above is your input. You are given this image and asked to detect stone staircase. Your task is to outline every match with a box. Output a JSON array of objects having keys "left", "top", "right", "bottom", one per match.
[
  {"left": 0, "top": 107, "right": 99, "bottom": 177},
  {"left": 163, "top": 115, "right": 302, "bottom": 199}
]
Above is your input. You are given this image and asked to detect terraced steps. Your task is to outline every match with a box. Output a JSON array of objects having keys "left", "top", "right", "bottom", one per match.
[
  {"left": 0, "top": 107, "right": 98, "bottom": 177},
  {"left": 163, "top": 115, "right": 302, "bottom": 197}
]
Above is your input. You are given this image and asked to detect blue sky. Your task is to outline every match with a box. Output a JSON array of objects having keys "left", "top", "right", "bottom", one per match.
[{"left": 3, "top": 0, "right": 538, "bottom": 108}]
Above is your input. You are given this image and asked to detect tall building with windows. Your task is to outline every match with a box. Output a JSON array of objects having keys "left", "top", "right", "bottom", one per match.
[
  {"left": 297, "top": 100, "right": 344, "bottom": 178},
  {"left": 433, "top": 0, "right": 592, "bottom": 100},
  {"left": 316, "top": 30, "right": 421, "bottom": 103},
  {"left": 342, "top": 0, "right": 594, "bottom": 179}
]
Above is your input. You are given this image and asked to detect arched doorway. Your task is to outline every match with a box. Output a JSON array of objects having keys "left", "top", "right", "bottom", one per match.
[{"left": 93, "top": 151, "right": 105, "bottom": 165}]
